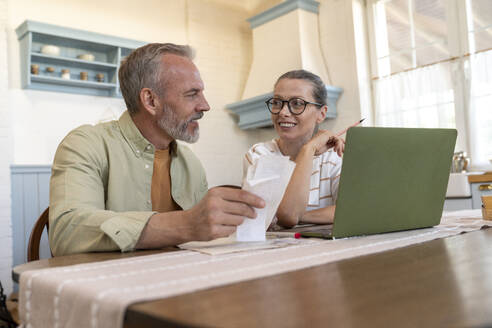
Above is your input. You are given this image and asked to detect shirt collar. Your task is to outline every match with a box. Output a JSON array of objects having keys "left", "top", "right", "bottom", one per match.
[{"left": 118, "top": 110, "right": 178, "bottom": 157}]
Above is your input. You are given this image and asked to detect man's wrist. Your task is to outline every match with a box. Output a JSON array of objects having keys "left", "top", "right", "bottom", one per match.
[
  {"left": 135, "top": 211, "right": 192, "bottom": 249},
  {"left": 179, "top": 208, "right": 195, "bottom": 242},
  {"left": 135, "top": 213, "right": 154, "bottom": 249}
]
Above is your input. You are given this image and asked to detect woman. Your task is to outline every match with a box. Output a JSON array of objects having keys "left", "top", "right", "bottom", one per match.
[{"left": 244, "top": 70, "right": 344, "bottom": 228}]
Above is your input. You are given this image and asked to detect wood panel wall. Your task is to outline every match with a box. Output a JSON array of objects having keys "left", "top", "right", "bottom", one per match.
[{"left": 11, "top": 165, "right": 51, "bottom": 268}]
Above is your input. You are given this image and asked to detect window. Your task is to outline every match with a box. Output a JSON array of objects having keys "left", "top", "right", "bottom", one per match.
[
  {"left": 368, "top": 0, "right": 492, "bottom": 169},
  {"left": 467, "top": 0, "right": 492, "bottom": 168}
]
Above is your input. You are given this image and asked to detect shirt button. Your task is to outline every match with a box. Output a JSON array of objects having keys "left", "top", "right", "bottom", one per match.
[
  {"left": 145, "top": 164, "right": 150, "bottom": 169},
  {"left": 145, "top": 145, "right": 151, "bottom": 150},
  {"left": 147, "top": 200, "right": 151, "bottom": 204},
  {"left": 136, "top": 150, "right": 140, "bottom": 154}
]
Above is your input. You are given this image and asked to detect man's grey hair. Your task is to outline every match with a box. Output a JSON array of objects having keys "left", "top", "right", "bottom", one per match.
[{"left": 119, "top": 43, "right": 194, "bottom": 115}]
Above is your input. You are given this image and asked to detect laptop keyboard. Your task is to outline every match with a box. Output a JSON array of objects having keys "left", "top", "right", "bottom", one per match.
[{"left": 279, "top": 224, "right": 333, "bottom": 234}]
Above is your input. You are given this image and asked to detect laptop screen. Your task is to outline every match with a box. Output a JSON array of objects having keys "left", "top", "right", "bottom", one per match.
[{"left": 332, "top": 127, "right": 457, "bottom": 238}]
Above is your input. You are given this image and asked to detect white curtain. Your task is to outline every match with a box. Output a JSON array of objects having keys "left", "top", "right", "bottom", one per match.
[
  {"left": 374, "top": 62, "right": 455, "bottom": 129},
  {"left": 468, "top": 49, "right": 492, "bottom": 166}
]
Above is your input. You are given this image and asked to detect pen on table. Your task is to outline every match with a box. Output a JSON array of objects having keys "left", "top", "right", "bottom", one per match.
[
  {"left": 266, "top": 231, "right": 301, "bottom": 239},
  {"left": 298, "top": 231, "right": 332, "bottom": 239},
  {"left": 335, "top": 118, "right": 365, "bottom": 137}
]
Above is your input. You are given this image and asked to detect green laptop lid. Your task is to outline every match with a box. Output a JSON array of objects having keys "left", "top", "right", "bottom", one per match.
[{"left": 332, "top": 127, "right": 457, "bottom": 239}]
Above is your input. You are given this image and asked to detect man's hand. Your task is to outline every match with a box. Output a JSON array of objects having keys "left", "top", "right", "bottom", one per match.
[
  {"left": 135, "top": 187, "right": 265, "bottom": 249},
  {"left": 186, "top": 187, "right": 265, "bottom": 240}
]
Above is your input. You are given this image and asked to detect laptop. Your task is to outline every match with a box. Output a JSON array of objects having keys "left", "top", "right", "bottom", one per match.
[{"left": 286, "top": 127, "right": 457, "bottom": 239}]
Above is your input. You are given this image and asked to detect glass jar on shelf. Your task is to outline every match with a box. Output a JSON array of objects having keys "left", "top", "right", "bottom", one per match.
[
  {"left": 80, "top": 71, "right": 88, "bottom": 81},
  {"left": 31, "top": 64, "right": 39, "bottom": 75},
  {"left": 45, "top": 66, "right": 55, "bottom": 77},
  {"left": 61, "top": 69, "right": 70, "bottom": 80}
]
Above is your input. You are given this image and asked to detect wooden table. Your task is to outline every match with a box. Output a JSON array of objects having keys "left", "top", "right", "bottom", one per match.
[{"left": 13, "top": 229, "right": 492, "bottom": 327}]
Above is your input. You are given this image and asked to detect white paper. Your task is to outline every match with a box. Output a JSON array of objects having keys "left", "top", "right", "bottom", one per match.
[
  {"left": 237, "top": 176, "right": 276, "bottom": 241},
  {"left": 179, "top": 237, "right": 304, "bottom": 255},
  {"left": 236, "top": 155, "right": 296, "bottom": 241}
]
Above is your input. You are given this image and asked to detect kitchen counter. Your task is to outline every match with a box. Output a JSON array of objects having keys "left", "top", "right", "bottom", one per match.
[
  {"left": 468, "top": 172, "right": 492, "bottom": 183},
  {"left": 445, "top": 172, "right": 492, "bottom": 211}
]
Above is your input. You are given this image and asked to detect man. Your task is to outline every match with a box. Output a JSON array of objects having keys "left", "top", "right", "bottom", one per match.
[{"left": 49, "top": 43, "right": 264, "bottom": 256}]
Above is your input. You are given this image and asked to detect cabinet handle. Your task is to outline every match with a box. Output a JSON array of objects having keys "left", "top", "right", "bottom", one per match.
[{"left": 479, "top": 184, "right": 492, "bottom": 191}]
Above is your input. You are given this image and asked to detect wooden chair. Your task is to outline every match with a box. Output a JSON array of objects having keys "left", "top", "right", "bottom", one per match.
[
  {"left": 5, "top": 208, "right": 51, "bottom": 326},
  {"left": 27, "top": 208, "right": 50, "bottom": 262}
]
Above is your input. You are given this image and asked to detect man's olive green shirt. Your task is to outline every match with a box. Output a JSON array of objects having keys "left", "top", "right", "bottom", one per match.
[{"left": 49, "top": 111, "right": 208, "bottom": 256}]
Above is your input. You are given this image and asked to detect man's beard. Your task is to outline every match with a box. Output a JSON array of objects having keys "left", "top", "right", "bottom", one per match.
[{"left": 157, "top": 104, "right": 203, "bottom": 143}]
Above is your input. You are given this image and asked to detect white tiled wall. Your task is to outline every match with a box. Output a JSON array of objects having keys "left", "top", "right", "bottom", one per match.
[{"left": 0, "top": 0, "right": 13, "bottom": 295}]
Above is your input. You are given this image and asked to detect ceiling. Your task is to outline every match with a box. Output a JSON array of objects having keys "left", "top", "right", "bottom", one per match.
[{"left": 206, "top": 0, "right": 283, "bottom": 15}]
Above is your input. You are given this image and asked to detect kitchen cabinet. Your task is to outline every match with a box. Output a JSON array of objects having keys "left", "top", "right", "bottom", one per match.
[
  {"left": 15, "top": 20, "right": 145, "bottom": 97},
  {"left": 443, "top": 197, "right": 473, "bottom": 211},
  {"left": 444, "top": 173, "right": 492, "bottom": 211},
  {"left": 469, "top": 173, "right": 492, "bottom": 209}
]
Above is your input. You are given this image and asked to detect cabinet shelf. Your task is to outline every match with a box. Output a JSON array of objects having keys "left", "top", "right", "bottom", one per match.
[
  {"left": 31, "top": 75, "right": 116, "bottom": 89},
  {"left": 29, "top": 75, "right": 117, "bottom": 97},
  {"left": 31, "top": 53, "right": 118, "bottom": 70},
  {"left": 16, "top": 20, "right": 145, "bottom": 97}
]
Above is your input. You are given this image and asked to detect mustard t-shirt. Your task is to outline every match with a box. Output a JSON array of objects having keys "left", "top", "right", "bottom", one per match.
[{"left": 151, "top": 148, "right": 181, "bottom": 213}]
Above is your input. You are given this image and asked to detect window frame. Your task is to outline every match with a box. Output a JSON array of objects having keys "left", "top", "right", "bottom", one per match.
[{"left": 366, "top": 0, "right": 492, "bottom": 170}]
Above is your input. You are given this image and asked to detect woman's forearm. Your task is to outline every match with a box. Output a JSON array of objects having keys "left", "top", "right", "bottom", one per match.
[
  {"left": 276, "top": 146, "right": 315, "bottom": 227},
  {"left": 300, "top": 205, "right": 336, "bottom": 224}
]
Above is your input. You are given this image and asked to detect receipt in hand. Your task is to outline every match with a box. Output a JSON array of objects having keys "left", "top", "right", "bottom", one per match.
[{"left": 236, "top": 154, "right": 295, "bottom": 242}]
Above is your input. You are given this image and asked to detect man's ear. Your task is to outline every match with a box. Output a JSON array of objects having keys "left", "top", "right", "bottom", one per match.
[
  {"left": 139, "top": 88, "right": 159, "bottom": 116},
  {"left": 316, "top": 105, "right": 327, "bottom": 124}
]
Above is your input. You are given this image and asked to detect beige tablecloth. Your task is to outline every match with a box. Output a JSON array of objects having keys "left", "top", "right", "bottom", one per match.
[{"left": 19, "top": 210, "right": 489, "bottom": 328}]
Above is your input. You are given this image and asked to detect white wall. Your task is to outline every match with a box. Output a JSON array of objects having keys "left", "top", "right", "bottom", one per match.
[
  {"left": 186, "top": 0, "right": 276, "bottom": 186},
  {"left": 318, "top": 0, "right": 372, "bottom": 133},
  {"left": 9, "top": 90, "right": 125, "bottom": 164},
  {"left": 6, "top": 0, "right": 189, "bottom": 165},
  {"left": 0, "top": 0, "right": 13, "bottom": 295}
]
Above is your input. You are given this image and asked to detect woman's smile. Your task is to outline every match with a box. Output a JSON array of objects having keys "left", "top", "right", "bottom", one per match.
[{"left": 277, "top": 121, "right": 297, "bottom": 128}]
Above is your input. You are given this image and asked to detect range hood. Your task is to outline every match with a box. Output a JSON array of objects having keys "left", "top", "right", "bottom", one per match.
[{"left": 228, "top": 0, "right": 342, "bottom": 129}]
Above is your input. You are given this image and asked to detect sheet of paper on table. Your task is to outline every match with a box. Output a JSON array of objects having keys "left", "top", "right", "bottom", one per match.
[{"left": 179, "top": 236, "right": 307, "bottom": 255}]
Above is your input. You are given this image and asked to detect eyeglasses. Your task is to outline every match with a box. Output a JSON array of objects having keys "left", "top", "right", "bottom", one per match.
[{"left": 265, "top": 97, "right": 324, "bottom": 115}]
